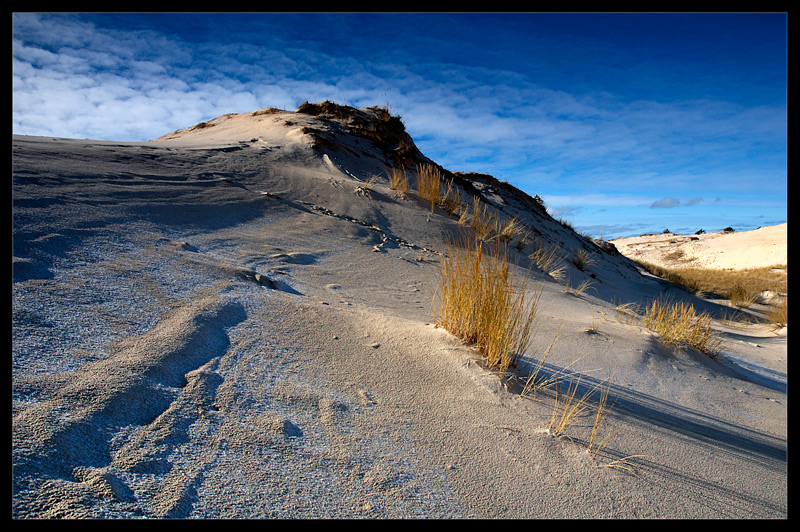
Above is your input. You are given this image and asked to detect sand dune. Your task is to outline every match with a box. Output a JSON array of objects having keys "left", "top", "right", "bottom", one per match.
[
  {"left": 12, "top": 103, "right": 786, "bottom": 518},
  {"left": 611, "top": 224, "right": 787, "bottom": 271}
]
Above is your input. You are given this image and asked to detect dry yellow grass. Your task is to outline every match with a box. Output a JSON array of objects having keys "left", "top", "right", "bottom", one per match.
[
  {"left": 637, "top": 261, "right": 786, "bottom": 303},
  {"left": 521, "top": 322, "right": 564, "bottom": 395},
  {"left": 528, "top": 241, "right": 566, "bottom": 281},
  {"left": 388, "top": 167, "right": 410, "bottom": 196},
  {"left": 634, "top": 261, "right": 787, "bottom": 329},
  {"left": 642, "top": 297, "right": 722, "bottom": 356},
  {"left": 571, "top": 249, "right": 596, "bottom": 271},
  {"left": 439, "top": 178, "right": 462, "bottom": 215},
  {"left": 565, "top": 278, "right": 594, "bottom": 297},
  {"left": 468, "top": 196, "right": 496, "bottom": 241},
  {"left": 766, "top": 298, "right": 788, "bottom": 329},
  {"left": 494, "top": 216, "right": 524, "bottom": 244},
  {"left": 433, "top": 236, "right": 540, "bottom": 375},
  {"left": 587, "top": 373, "right": 616, "bottom": 457},
  {"left": 416, "top": 164, "right": 442, "bottom": 211},
  {"left": 548, "top": 373, "right": 596, "bottom": 436}
]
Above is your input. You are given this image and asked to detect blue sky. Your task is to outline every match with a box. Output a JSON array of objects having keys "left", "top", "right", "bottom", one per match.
[{"left": 12, "top": 12, "right": 787, "bottom": 238}]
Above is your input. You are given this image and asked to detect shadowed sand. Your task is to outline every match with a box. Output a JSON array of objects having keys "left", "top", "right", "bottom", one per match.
[{"left": 12, "top": 104, "right": 786, "bottom": 518}]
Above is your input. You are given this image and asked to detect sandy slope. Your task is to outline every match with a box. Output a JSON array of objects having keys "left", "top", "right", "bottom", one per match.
[{"left": 12, "top": 105, "right": 786, "bottom": 518}]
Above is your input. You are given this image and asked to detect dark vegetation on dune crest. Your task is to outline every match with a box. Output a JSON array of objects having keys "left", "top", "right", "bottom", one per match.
[{"left": 294, "top": 100, "right": 550, "bottom": 218}]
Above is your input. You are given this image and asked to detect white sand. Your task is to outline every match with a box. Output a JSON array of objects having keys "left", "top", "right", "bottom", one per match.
[
  {"left": 610, "top": 224, "right": 787, "bottom": 271},
  {"left": 12, "top": 105, "right": 786, "bottom": 518}
]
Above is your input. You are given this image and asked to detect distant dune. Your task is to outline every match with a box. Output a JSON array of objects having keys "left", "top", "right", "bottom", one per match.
[{"left": 610, "top": 223, "right": 787, "bottom": 271}]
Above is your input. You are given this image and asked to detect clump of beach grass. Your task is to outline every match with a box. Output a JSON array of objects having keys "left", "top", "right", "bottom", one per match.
[
  {"left": 529, "top": 241, "right": 566, "bottom": 281},
  {"left": 388, "top": 167, "right": 410, "bottom": 196},
  {"left": 450, "top": 194, "right": 526, "bottom": 245},
  {"left": 642, "top": 297, "right": 722, "bottom": 356},
  {"left": 728, "top": 282, "right": 759, "bottom": 308},
  {"left": 766, "top": 298, "right": 788, "bottom": 329},
  {"left": 572, "top": 249, "right": 595, "bottom": 271},
  {"left": 494, "top": 216, "right": 524, "bottom": 244},
  {"left": 433, "top": 235, "right": 540, "bottom": 375},
  {"left": 565, "top": 278, "right": 594, "bottom": 297},
  {"left": 416, "top": 163, "right": 442, "bottom": 211},
  {"left": 439, "top": 178, "right": 462, "bottom": 216},
  {"left": 468, "top": 196, "right": 497, "bottom": 241}
]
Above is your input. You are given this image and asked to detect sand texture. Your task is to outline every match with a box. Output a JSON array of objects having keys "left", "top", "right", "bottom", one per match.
[{"left": 12, "top": 104, "right": 787, "bottom": 519}]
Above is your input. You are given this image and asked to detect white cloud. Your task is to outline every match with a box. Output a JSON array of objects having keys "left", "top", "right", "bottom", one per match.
[{"left": 650, "top": 197, "right": 681, "bottom": 209}]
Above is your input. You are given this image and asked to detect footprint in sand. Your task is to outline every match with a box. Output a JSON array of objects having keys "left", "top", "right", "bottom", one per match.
[{"left": 269, "top": 252, "right": 317, "bottom": 265}]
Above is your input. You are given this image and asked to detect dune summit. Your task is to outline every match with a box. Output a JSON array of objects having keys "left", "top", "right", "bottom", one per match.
[{"left": 12, "top": 102, "right": 786, "bottom": 518}]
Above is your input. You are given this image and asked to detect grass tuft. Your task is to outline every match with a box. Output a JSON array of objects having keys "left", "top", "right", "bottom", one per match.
[
  {"left": 587, "top": 373, "right": 617, "bottom": 457},
  {"left": 433, "top": 235, "right": 540, "bottom": 375},
  {"left": 529, "top": 241, "right": 566, "bottom": 281},
  {"left": 388, "top": 167, "right": 410, "bottom": 196},
  {"left": 468, "top": 196, "right": 496, "bottom": 241},
  {"left": 494, "top": 216, "right": 524, "bottom": 243},
  {"left": 766, "top": 298, "right": 788, "bottom": 329},
  {"left": 565, "top": 278, "right": 594, "bottom": 297},
  {"left": 439, "top": 178, "right": 462, "bottom": 215},
  {"left": 642, "top": 297, "right": 722, "bottom": 356},
  {"left": 572, "top": 249, "right": 595, "bottom": 271},
  {"left": 416, "top": 164, "right": 442, "bottom": 211},
  {"left": 548, "top": 373, "right": 595, "bottom": 436}
]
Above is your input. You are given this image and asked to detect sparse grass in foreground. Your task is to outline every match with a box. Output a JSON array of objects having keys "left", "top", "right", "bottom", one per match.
[
  {"left": 587, "top": 373, "right": 616, "bottom": 457},
  {"left": 643, "top": 298, "right": 722, "bottom": 356},
  {"left": 532, "top": 364, "right": 620, "bottom": 460},
  {"left": 548, "top": 373, "right": 594, "bottom": 436},
  {"left": 433, "top": 236, "right": 540, "bottom": 375},
  {"left": 434, "top": 238, "right": 623, "bottom": 460},
  {"left": 521, "top": 322, "right": 564, "bottom": 395},
  {"left": 604, "top": 455, "right": 649, "bottom": 478}
]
